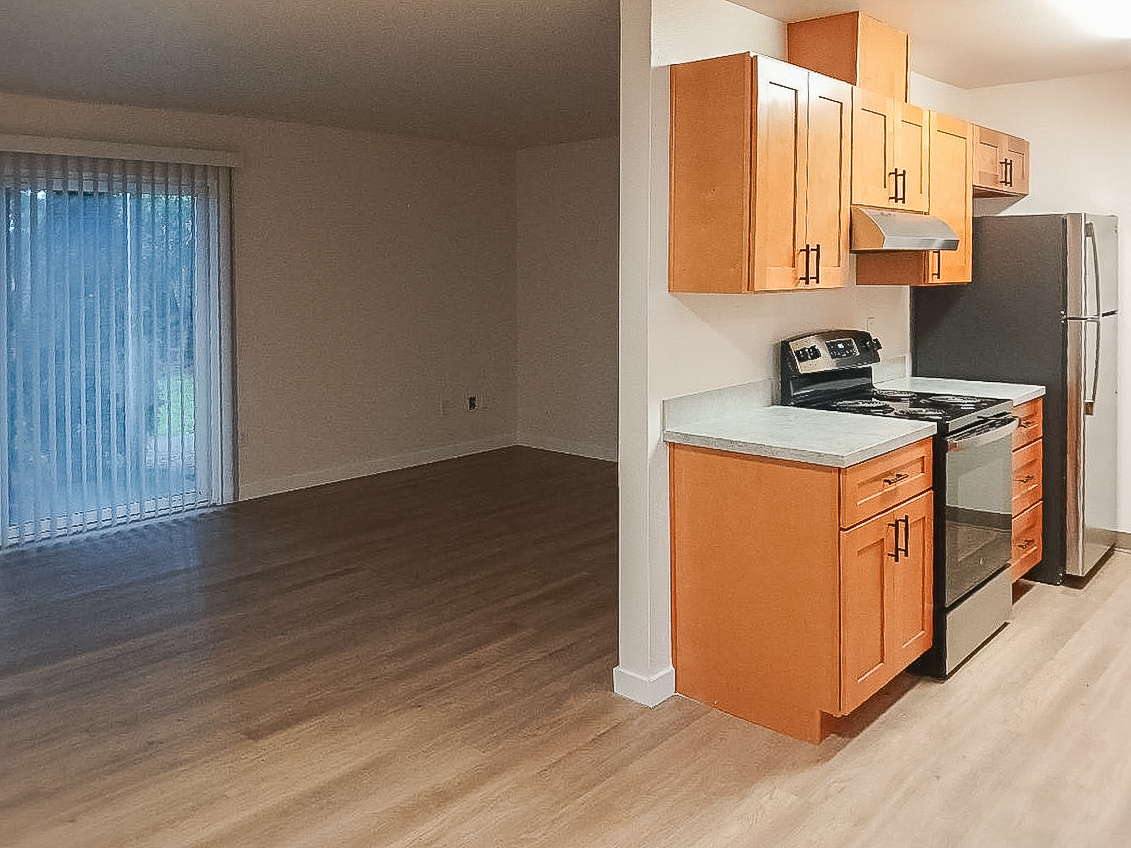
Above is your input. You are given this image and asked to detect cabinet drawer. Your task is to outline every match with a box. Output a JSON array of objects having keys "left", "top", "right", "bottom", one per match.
[
  {"left": 840, "top": 438, "right": 932, "bottom": 528},
  {"left": 1012, "top": 437, "right": 1042, "bottom": 515},
  {"left": 1011, "top": 501, "right": 1043, "bottom": 580},
  {"left": 1012, "top": 398, "right": 1043, "bottom": 449}
]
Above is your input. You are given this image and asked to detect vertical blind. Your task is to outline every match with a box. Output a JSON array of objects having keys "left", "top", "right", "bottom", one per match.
[{"left": 1, "top": 151, "right": 233, "bottom": 546}]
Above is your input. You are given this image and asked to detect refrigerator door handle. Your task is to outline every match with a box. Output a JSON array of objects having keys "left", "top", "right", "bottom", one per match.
[
  {"left": 1085, "top": 317, "right": 1101, "bottom": 417},
  {"left": 1085, "top": 220, "right": 1102, "bottom": 316}
]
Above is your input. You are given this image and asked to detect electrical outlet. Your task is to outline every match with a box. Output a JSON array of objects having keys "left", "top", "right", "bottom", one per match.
[{"left": 467, "top": 395, "right": 479, "bottom": 412}]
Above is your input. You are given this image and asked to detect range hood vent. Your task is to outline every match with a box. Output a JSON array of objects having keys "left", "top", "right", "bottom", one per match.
[{"left": 850, "top": 206, "right": 960, "bottom": 252}]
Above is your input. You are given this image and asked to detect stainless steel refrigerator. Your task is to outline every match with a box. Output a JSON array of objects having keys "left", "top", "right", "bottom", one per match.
[{"left": 912, "top": 213, "right": 1119, "bottom": 584}]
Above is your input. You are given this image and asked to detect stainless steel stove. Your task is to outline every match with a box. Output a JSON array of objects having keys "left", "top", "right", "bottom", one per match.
[{"left": 780, "top": 329, "right": 1017, "bottom": 677}]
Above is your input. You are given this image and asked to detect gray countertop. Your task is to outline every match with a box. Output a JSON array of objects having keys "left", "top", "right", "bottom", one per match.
[
  {"left": 663, "top": 405, "right": 936, "bottom": 468},
  {"left": 662, "top": 375, "right": 1044, "bottom": 469}
]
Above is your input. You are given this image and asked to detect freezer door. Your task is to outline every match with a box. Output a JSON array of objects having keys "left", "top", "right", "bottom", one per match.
[
  {"left": 1070, "top": 214, "right": 1120, "bottom": 318},
  {"left": 1067, "top": 312, "right": 1119, "bottom": 576}
]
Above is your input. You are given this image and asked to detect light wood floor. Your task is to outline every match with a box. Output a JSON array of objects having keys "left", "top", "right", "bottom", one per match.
[{"left": 3, "top": 446, "right": 1131, "bottom": 847}]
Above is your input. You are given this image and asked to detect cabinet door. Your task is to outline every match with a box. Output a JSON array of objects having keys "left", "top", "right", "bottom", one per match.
[
  {"left": 973, "top": 125, "right": 1006, "bottom": 189},
  {"left": 1004, "top": 135, "right": 1030, "bottom": 195},
  {"left": 927, "top": 112, "right": 973, "bottom": 284},
  {"left": 851, "top": 88, "right": 896, "bottom": 209},
  {"left": 839, "top": 490, "right": 933, "bottom": 714},
  {"left": 897, "top": 102, "right": 929, "bottom": 212},
  {"left": 751, "top": 57, "right": 809, "bottom": 291},
  {"left": 803, "top": 73, "right": 852, "bottom": 289}
]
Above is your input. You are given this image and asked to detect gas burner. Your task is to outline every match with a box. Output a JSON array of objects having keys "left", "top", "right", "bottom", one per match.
[
  {"left": 893, "top": 408, "right": 949, "bottom": 421},
  {"left": 831, "top": 399, "right": 894, "bottom": 413},
  {"left": 872, "top": 389, "right": 916, "bottom": 402},
  {"left": 926, "top": 394, "right": 984, "bottom": 407}
]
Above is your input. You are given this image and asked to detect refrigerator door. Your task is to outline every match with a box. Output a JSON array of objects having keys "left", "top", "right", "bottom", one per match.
[
  {"left": 1066, "top": 312, "right": 1119, "bottom": 576},
  {"left": 1068, "top": 213, "right": 1119, "bottom": 319}
]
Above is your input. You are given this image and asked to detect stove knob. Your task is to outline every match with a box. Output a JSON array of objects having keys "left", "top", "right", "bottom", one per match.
[
  {"left": 796, "top": 347, "right": 810, "bottom": 362},
  {"left": 872, "top": 338, "right": 882, "bottom": 350},
  {"left": 808, "top": 345, "right": 821, "bottom": 360}
]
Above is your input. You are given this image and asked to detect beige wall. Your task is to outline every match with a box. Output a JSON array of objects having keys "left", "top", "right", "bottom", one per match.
[
  {"left": 516, "top": 137, "right": 619, "bottom": 461},
  {"left": 0, "top": 92, "right": 522, "bottom": 499}
]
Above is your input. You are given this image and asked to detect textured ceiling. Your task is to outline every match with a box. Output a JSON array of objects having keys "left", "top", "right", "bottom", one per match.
[
  {"left": 1, "top": 0, "right": 1129, "bottom": 148},
  {"left": 0, "top": 0, "right": 620, "bottom": 148}
]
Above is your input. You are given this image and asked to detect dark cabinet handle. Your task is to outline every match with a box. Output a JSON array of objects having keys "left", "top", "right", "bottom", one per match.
[
  {"left": 932, "top": 250, "right": 942, "bottom": 280},
  {"left": 887, "top": 514, "right": 911, "bottom": 561},
  {"left": 1020, "top": 420, "right": 1037, "bottom": 429},
  {"left": 814, "top": 243, "right": 821, "bottom": 285},
  {"left": 1017, "top": 474, "right": 1035, "bottom": 483},
  {"left": 1017, "top": 538, "right": 1036, "bottom": 551},
  {"left": 883, "top": 471, "right": 909, "bottom": 486},
  {"left": 889, "top": 168, "right": 901, "bottom": 202},
  {"left": 1000, "top": 158, "right": 1014, "bottom": 187},
  {"left": 799, "top": 244, "right": 811, "bottom": 285}
]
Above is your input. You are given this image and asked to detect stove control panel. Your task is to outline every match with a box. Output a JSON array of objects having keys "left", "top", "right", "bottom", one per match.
[{"left": 781, "top": 329, "right": 882, "bottom": 376}]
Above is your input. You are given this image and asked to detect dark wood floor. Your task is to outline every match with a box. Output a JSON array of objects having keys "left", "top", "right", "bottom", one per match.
[{"left": 3, "top": 446, "right": 1131, "bottom": 847}]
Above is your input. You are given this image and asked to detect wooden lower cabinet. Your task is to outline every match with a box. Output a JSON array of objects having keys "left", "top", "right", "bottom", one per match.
[
  {"left": 840, "top": 490, "right": 933, "bottom": 713},
  {"left": 1010, "top": 397, "right": 1044, "bottom": 580},
  {"left": 669, "top": 439, "right": 933, "bottom": 743}
]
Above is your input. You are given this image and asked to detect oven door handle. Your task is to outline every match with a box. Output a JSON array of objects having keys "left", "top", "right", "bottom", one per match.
[{"left": 946, "top": 415, "right": 1018, "bottom": 452}]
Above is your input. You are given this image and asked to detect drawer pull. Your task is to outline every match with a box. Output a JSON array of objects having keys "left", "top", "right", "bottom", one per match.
[
  {"left": 1020, "top": 420, "right": 1038, "bottom": 429},
  {"left": 1016, "top": 474, "right": 1035, "bottom": 484},
  {"left": 1017, "top": 538, "right": 1036, "bottom": 551},
  {"left": 882, "top": 472, "right": 910, "bottom": 486}
]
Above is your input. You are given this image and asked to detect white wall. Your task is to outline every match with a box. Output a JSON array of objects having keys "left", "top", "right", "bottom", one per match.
[
  {"left": 516, "top": 137, "right": 619, "bottom": 461},
  {"left": 0, "top": 92, "right": 520, "bottom": 500},
  {"left": 615, "top": 0, "right": 913, "bottom": 705}
]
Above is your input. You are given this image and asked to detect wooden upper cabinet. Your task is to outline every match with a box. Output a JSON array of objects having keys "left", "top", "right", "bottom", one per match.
[
  {"left": 788, "top": 11, "right": 909, "bottom": 101},
  {"left": 973, "top": 125, "right": 1030, "bottom": 196},
  {"left": 851, "top": 89, "right": 928, "bottom": 213},
  {"left": 856, "top": 111, "right": 974, "bottom": 286},
  {"left": 668, "top": 53, "right": 750, "bottom": 294},
  {"left": 669, "top": 53, "right": 851, "bottom": 293},
  {"left": 928, "top": 113, "right": 974, "bottom": 283}
]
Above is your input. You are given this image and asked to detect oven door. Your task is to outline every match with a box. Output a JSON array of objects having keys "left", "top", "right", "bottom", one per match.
[{"left": 943, "top": 414, "right": 1018, "bottom": 606}]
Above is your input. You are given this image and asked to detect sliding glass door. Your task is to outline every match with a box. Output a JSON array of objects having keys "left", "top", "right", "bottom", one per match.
[{"left": 1, "top": 153, "right": 233, "bottom": 546}]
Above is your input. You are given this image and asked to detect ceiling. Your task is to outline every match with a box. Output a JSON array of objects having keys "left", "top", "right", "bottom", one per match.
[{"left": 1, "top": 0, "right": 1128, "bottom": 148}]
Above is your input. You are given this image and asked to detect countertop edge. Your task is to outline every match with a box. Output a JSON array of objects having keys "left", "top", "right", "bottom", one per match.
[{"left": 663, "top": 421, "right": 936, "bottom": 468}]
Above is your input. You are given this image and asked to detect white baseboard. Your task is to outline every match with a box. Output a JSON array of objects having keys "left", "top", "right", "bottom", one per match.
[
  {"left": 517, "top": 432, "right": 618, "bottom": 462},
  {"left": 613, "top": 664, "right": 676, "bottom": 708},
  {"left": 238, "top": 435, "right": 516, "bottom": 500}
]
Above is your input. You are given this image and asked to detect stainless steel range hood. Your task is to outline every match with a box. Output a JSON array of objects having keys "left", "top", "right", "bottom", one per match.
[{"left": 850, "top": 206, "right": 960, "bottom": 251}]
